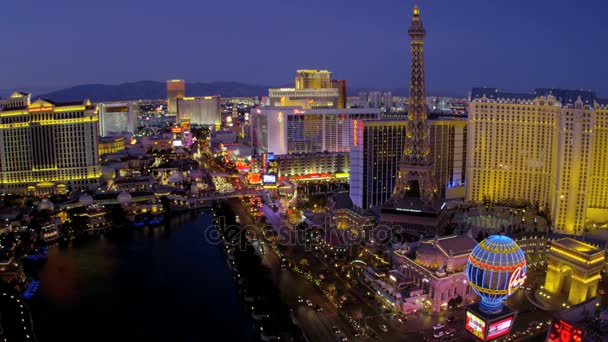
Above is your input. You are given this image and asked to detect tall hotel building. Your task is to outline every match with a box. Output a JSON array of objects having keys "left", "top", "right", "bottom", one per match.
[
  {"left": 467, "top": 88, "right": 608, "bottom": 233},
  {"left": 177, "top": 96, "right": 221, "bottom": 127},
  {"left": 268, "top": 70, "right": 347, "bottom": 109},
  {"left": 166, "top": 79, "right": 185, "bottom": 114},
  {"left": 250, "top": 107, "right": 379, "bottom": 178},
  {"left": 0, "top": 93, "right": 100, "bottom": 194},
  {"left": 98, "top": 101, "right": 138, "bottom": 136},
  {"left": 349, "top": 120, "right": 407, "bottom": 209},
  {"left": 250, "top": 107, "right": 379, "bottom": 155},
  {"left": 430, "top": 118, "right": 467, "bottom": 200}
]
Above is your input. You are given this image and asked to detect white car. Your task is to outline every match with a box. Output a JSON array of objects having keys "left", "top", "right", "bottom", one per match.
[
  {"left": 306, "top": 299, "right": 313, "bottom": 307},
  {"left": 379, "top": 324, "right": 389, "bottom": 332},
  {"left": 433, "top": 323, "right": 445, "bottom": 330},
  {"left": 433, "top": 331, "right": 445, "bottom": 339}
]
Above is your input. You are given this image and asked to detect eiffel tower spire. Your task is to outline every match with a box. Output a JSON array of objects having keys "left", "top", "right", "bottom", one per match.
[{"left": 391, "top": 4, "right": 437, "bottom": 207}]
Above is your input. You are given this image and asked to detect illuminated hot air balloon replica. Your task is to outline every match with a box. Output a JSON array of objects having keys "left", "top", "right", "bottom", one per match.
[{"left": 464, "top": 235, "right": 527, "bottom": 341}]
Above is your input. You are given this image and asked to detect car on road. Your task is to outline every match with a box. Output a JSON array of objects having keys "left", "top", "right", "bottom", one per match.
[
  {"left": 339, "top": 335, "right": 348, "bottom": 341},
  {"left": 305, "top": 299, "right": 313, "bottom": 307},
  {"left": 433, "top": 331, "right": 445, "bottom": 339},
  {"left": 447, "top": 315, "right": 455, "bottom": 323},
  {"left": 379, "top": 324, "right": 388, "bottom": 332},
  {"left": 600, "top": 289, "right": 606, "bottom": 295},
  {"left": 433, "top": 323, "right": 445, "bottom": 330},
  {"left": 297, "top": 296, "right": 303, "bottom": 303},
  {"left": 332, "top": 326, "right": 341, "bottom": 335},
  {"left": 445, "top": 328, "right": 456, "bottom": 336},
  {"left": 314, "top": 304, "right": 323, "bottom": 312}
]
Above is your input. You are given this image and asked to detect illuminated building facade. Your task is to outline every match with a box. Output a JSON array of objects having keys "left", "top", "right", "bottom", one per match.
[
  {"left": 392, "top": 234, "right": 478, "bottom": 312},
  {"left": 0, "top": 92, "right": 31, "bottom": 110},
  {"left": 166, "top": 79, "right": 185, "bottom": 114},
  {"left": 250, "top": 107, "right": 379, "bottom": 156},
  {"left": 543, "top": 238, "right": 604, "bottom": 305},
  {"left": 99, "top": 136, "right": 126, "bottom": 155},
  {"left": 430, "top": 118, "right": 467, "bottom": 199},
  {"left": 0, "top": 98, "right": 100, "bottom": 194},
  {"left": 349, "top": 120, "right": 408, "bottom": 209},
  {"left": 98, "top": 101, "right": 137, "bottom": 136},
  {"left": 467, "top": 88, "right": 608, "bottom": 233},
  {"left": 177, "top": 96, "right": 221, "bottom": 126},
  {"left": 269, "top": 69, "right": 346, "bottom": 109},
  {"left": 260, "top": 152, "right": 349, "bottom": 179}
]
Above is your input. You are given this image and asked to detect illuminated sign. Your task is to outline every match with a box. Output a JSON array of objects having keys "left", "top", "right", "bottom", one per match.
[
  {"left": 547, "top": 320, "right": 583, "bottom": 342},
  {"left": 263, "top": 174, "right": 277, "bottom": 184},
  {"left": 262, "top": 153, "right": 267, "bottom": 173},
  {"left": 171, "top": 127, "right": 182, "bottom": 133},
  {"left": 172, "top": 140, "right": 183, "bottom": 147},
  {"left": 28, "top": 107, "right": 54, "bottom": 112},
  {"left": 248, "top": 173, "right": 262, "bottom": 185},
  {"left": 465, "top": 310, "right": 486, "bottom": 341},
  {"left": 353, "top": 120, "right": 358, "bottom": 146},
  {"left": 508, "top": 266, "right": 526, "bottom": 295},
  {"left": 277, "top": 111, "right": 284, "bottom": 123},
  {"left": 486, "top": 317, "right": 513, "bottom": 341}
]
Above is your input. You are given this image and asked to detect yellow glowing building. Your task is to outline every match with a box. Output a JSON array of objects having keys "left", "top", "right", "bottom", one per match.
[
  {"left": 543, "top": 238, "right": 604, "bottom": 305},
  {"left": 166, "top": 79, "right": 185, "bottom": 114},
  {"left": 99, "top": 136, "right": 126, "bottom": 155},
  {"left": 0, "top": 97, "right": 100, "bottom": 194},
  {"left": 268, "top": 70, "right": 346, "bottom": 109},
  {"left": 467, "top": 88, "right": 608, "bottom": 233}
]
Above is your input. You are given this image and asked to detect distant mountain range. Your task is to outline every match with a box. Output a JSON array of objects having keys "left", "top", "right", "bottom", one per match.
[
  {"left": 30, "top": 81, "right": 459, "bottom": 102},
  {"left": 35, "top": 81, "right": 271, "bottom": 102}
]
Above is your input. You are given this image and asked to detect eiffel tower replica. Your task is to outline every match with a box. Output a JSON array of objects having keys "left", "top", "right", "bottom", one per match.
[{"left": 380, "top": 4, "right": 447, "bottom": 237}]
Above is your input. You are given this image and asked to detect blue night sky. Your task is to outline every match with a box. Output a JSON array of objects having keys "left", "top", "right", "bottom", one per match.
[{"left": 2, "top": 0, "right": 608, "bottom": 96}]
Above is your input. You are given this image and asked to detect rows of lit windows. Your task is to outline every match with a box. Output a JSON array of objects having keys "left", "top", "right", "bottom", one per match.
[{"left": 469, "top": 95, "right": 608, "bottom": 232}]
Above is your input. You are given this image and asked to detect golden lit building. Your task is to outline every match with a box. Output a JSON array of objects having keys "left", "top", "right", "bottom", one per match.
[
  {"left": 543, "top": 238, "right": 604, "bottom": 305},
  {"left": 467, "top": 88, "right": 608, "bottom": 233},
  {"left": 0, "top": 97, "right": 100, "bottom": 194},
  {"left": 268, "top": 70, "right": 346, "bottom": 109},
  {"left": 166, "top": 79, "right": 185, "bottom": 114},
  {"left": 99, "top": 136, "right": 126, "bottom": 155}
]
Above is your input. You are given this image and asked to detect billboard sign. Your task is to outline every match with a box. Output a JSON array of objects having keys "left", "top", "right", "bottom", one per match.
[{"left": 465, "top": 310, "right": 486, "bottom": 341}]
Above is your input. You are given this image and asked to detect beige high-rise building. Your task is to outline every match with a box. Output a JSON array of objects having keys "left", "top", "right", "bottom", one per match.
[
  {"left": 166, "top": 79, "right": 185, "bottom": 114},
  {"left": 0, "top": 96, "right": 100, "bottom": 194},
  {"left": 467, "top": 88, "right": 608, "bottom": 234},
  {"left": 430, "top": 118, "right": 467, "bottom": 200},
  {"left": 268, "top": 70, "right": 346, "bottom": 109}
]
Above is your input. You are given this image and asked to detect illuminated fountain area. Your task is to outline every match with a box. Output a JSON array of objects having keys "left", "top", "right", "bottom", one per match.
[
  {"left": 453, "top": 205, "right": 548, "bottom": 235},
  {"left": 465, "top": 215, "right": 511, "bottom": 231}
]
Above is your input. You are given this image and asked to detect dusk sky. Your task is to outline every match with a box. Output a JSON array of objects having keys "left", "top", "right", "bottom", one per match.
[{"left": 2, "top": 0, "right": 608, "bottom": 96}]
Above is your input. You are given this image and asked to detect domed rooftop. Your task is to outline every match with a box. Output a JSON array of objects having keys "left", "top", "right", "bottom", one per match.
[
  {"left": 117, "top": 191, "right": 132, "bottom": 204},
  {"left": 37, "top": 198, "right": 54, "bottom": 211},
  {"left": 416, "top": 244, "right": 446, "bottom": 269},
  {"left": 79, "top": 194, "right": 94, "bottom": 207},
  {"left": 167, "top": 171, "right": 184, "bottom": 183}
]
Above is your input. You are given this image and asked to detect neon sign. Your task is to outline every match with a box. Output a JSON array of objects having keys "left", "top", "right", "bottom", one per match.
[
  {"left": 277, "top": 112, "right": 284, "bottom": 123},
  {"left": 353, "top": 120, "right": 358, "bottom": 146},
  {"left": 548, "top": 320, "right": 583, "bottom": 342},
  {"left": 487, "top": 317, "right": 513, "bottom": 341},
  {"left": 28, "top": 107, "right": 53, "bottom": 112},
  {"left": 508, "top": 266, "right": 526, "bottom": 295},
  {"left": 465, "top": 310, "right": 486, "bottom": 341}
]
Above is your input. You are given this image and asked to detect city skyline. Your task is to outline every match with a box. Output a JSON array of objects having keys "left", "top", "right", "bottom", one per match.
[{"left": 2, "top": 0, "right": 608, "bottom": 96}]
